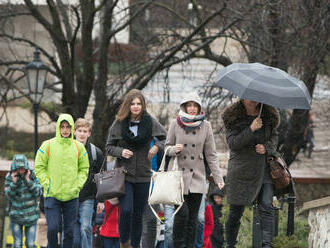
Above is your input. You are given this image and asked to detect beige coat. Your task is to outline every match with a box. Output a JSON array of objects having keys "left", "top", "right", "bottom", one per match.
[{"left": 165, "top": 119, "right": 223, "bottom": 194}]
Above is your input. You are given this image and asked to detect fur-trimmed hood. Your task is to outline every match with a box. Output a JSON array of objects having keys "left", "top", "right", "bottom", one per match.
[{"left": 222, "top": 100, "right": 280, "bottom": 130}]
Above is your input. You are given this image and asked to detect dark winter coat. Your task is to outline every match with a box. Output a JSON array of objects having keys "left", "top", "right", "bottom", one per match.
[
  {"left": 106, "top": 113, "right": 167, "bottom": 183},
  {"left": 79, "top": 142, "right": 104, "bottom": 201},
  {"left": 209, "top": 188, "right": 224, "bottom": 248},
  {"left": 222, "top": 101, "right": 280, "bottom": 205}
]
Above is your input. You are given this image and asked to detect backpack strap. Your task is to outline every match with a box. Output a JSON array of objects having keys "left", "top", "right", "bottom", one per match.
[
  {"left": 90, "top": 143, "right": 97, "bottom": 162},
  {"left": 73, "top": 140, "right": 80, "bottom": 157}
]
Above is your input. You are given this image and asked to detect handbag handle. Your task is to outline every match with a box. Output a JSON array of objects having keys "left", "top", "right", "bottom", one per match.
[{"left": 158, "top": 147, "right": 179, "bottom": 172}]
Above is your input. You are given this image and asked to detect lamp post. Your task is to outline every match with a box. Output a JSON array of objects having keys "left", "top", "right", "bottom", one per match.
[{"left": 24, "top": 49, "right": 48, "bottom": 156}]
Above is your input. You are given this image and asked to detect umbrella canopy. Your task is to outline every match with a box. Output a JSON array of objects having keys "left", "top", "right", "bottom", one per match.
[{"left": 215, "top": 63, "right": 311, "bottom": 109}]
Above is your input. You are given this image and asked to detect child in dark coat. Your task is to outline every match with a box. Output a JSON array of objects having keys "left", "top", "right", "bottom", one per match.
[{"left": 203, "top": 188, "right": 224, "bottom": 248}]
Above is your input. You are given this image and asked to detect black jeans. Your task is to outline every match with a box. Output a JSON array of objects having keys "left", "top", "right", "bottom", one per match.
[
  {"left": 173, "top": 193, "right": 202, "bottom": 248},
  {"left": 119, "top": 181, "right": 149, "bottom": 248},
  {"left": 225, "top": 183, "right": 274, "bottom": 248}
]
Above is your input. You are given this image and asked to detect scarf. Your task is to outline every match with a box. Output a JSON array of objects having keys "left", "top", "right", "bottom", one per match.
[
  {"left": 177, "top": 110, "right": 205, "bottom": 132},
  {"left": 121, "top": 112, "right": 153, "bottom": 149}
]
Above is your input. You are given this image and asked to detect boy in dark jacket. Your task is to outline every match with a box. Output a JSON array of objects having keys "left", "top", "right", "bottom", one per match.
[
  {"left": 5, "top": 154, "right": 42, "bottom": 248},
  {"left": 73, "top": 118, "right": 104, "bottom": 248},
  {"left": 203, "top": 188, "right": 224, "bottom": 248}
]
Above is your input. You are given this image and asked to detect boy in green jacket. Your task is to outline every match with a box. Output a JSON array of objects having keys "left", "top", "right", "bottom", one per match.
[{"left": 35, "top": 113, "right": 89, "bottom": 248}]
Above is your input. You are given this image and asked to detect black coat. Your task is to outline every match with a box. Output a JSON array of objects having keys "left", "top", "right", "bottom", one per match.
[
  {"left": 209, "top": 188, "right": 224, "bottom": 248},
  {"left": 222, "top": 101, "right": 280, "bottom": 205},
  {"left": 79, "top": 142, "right": 104, "bottom": 201}
]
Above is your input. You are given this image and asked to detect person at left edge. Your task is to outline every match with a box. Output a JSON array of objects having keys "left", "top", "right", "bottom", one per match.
[
  {"left": 35, "top": 113, "right": 90, "bottom": 248},
  {"left": 73, "top": 118, "right": 104, "bottom": 248},
  {"left": 5, "top": 154, "right": 42, "bottom": 248}
]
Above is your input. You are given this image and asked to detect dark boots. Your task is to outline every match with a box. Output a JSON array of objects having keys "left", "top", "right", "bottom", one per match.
[{"left": 225, "top": 205, "right": 245, "bottom": 248}]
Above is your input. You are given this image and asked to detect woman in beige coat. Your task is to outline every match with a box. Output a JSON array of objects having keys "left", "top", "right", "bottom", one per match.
[{"left": 165, "top": 92, "right": 225, "bottom": 248}]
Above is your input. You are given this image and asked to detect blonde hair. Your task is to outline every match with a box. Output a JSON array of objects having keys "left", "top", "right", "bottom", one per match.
[
  {"left": 74, "top": 118, "right": 92, "bottom": 131},
  {"left": 116, "top": 89, "right": 146, "bottom": 122}
]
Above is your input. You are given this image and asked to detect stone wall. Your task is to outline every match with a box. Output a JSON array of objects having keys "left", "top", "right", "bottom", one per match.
[{"left": 301, "top": 196, "right": 330, "bottom": 248}]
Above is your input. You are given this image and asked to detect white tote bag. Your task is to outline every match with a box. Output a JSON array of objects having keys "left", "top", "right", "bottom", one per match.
[{"left": 148, "top": 148, "right": 184, "bottom": 222}]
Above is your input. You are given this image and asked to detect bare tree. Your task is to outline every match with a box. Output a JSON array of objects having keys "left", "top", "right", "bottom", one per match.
[{"left": 0, "top": 0, "right": 252, "bottom": 150}]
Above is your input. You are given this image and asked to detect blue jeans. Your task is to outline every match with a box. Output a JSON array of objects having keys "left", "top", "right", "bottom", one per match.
[
  {"left": 44, "top": 197, "right": 79, "bottom": 248},
  {"left": 103, "top": 237, "right": 120, "bottom": 248},
  {"left": 163, "top": 205, "right": 174, "bottom": 248},
  {"left": 10, "top": 222, "right": 37, "bottom": 248},
  {"left": 119, "top": 182, "right": 149, "bottom": 248},
  {"left": 195, "top": 194, "right": 206, "bottom": 248},
  {"left": 73, "top": 199, "right": 95, "bottom": 248}
]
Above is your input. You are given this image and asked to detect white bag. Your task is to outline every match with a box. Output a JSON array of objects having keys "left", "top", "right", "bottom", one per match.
[{"left": 148, "top": 148, "right": 184, "bottom": 222}]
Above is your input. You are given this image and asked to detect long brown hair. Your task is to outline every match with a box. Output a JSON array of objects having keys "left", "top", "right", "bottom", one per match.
[{"left": 116, "top": 89, "right": 147, "bottom": 122}]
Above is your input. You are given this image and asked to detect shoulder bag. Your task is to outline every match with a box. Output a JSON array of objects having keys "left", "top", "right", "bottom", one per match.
[
  {"left": 267, "top": 155, "right": 291, "bottom": 190},
  {"left": 148, "top": 148, "right": 184, "bottom": 222},
  {"left": 94, "top": 157, "right": 126, "bottom": 201}
]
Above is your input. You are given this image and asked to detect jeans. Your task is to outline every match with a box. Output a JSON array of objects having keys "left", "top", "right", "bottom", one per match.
[
  {"left": 173, "top": 193, "right": 202, "bottom": 248},
  {"left": 194, "top": 194, "right": 206, "bottom": 248},
  {"left": 119, "top": 182, "right": 149, "bottom": 248},
  {"left": 225, "top": 183, "right": 274, "bottom": 248},
  {"left": 44, "top": 197, "right": 79, "bottom": 248},
  {"left": 73, "top": 199, "right": 95, "bottom": 248},
  {"left": 164, "top": 205, "right": 175, "bottom": 248},
  {"left": 10, "top": 222, "right": 37, "bottom": 248},
  {"left": 141, "top": 204, "right": 159, "bottom": 248},
  {"left": 103, "top": 237, "right": 120, "bottom": 248}
]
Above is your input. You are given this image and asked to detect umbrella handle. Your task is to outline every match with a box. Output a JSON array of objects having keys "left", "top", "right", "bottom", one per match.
[{"left": 258, "top": 104, "right": 263, "bottom": 118}]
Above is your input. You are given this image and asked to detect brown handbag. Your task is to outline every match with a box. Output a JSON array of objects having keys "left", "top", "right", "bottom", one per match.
[
  {"left": 94, "top": 158, "right": 126, "bottom": 201},
  {"left": 267, "top": 156, "right": 291, "bottom": 190}
]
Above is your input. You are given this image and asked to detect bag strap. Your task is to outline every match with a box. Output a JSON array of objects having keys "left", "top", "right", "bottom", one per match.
[
  {"left": 148, "top": 165, "right": 185, "bottom": 223},
  {"left": 90, "top": 143, "right": 97, "bottom": 162},
  {"left": 48, "top": 140, "right": 51, "bottom": 157},
  {"left": 99, "top": 152, "right": 108, "bottom": 172},
  {"left": 158, "top": 147, "right": 179, "bottom": 172},
  {"left": 73, "top": 140, "right": 80, "bottom": 157}
]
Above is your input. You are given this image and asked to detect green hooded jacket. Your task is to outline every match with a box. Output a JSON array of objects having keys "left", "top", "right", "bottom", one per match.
[{"left": 35, "top": 114, "right": 89, "bottom": 201}]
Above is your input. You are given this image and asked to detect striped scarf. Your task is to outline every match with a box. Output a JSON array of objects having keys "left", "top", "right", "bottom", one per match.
[{"left": 177, "top": 110, "right": 205, "bottom": 132}]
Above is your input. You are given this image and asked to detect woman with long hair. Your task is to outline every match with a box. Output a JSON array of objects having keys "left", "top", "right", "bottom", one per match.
[
  {"left": 165, "top": 91, "right": 225, "bottom": 248},
  {"left": 222, "top": 99, "right": 280, "bottom": 248},
  {"left": 106, "top": 89, "right": 167, "bottom": 248}
]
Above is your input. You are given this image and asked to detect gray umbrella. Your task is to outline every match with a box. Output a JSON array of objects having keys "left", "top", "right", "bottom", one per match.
[{"left": 215, "top": 63, "right": 311, "bottom": 110}]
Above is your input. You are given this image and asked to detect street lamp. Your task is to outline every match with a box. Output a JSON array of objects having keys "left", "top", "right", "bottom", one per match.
[{"left": 24, "top": 49, "right": 48, "bottom": 156}]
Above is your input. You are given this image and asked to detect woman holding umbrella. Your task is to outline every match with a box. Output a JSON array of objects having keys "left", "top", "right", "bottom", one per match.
[{"left": 222, "top": 99, "right": 280, "bottom": 248}]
